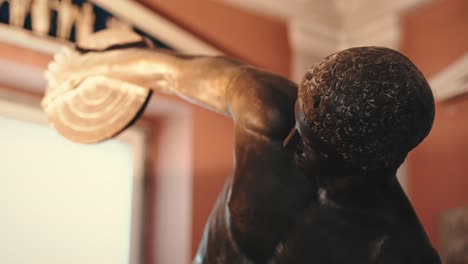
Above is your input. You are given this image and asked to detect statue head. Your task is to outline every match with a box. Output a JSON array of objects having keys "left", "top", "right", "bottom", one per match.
[{"left": 295, "top": 47, "right": 434, "bottom": 171}]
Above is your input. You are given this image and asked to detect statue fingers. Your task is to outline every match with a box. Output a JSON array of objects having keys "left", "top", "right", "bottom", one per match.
[
  {"left": 54, "top": 46, "right": 78, "bottom": 63},
  {"left": 45, "top": 53, "right": 78, "bottom": 85},
  {"left": 42, "top": 73, "right": 84, "bottom": 111}
]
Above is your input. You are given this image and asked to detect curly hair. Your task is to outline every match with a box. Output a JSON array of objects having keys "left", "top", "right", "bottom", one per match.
[{"left": 298, "top": 47, "right": 435, "bottom": 171}]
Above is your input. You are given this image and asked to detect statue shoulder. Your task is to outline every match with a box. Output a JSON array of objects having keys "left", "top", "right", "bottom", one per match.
[{"left": 228, "top": 67, "right": 298, "bottom": 141}]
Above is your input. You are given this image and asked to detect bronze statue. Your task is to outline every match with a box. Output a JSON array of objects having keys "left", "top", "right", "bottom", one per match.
[{"left": 42, "top": 29, "right": 441, "bottom": 263}]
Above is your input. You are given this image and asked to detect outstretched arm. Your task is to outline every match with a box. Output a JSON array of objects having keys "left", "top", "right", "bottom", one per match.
[
  {"left": 43, "top": 29, "right": 298, "bottom": 143},
  {"left": 44, "top": 29, "right": 247, "bottom": 117},
  {"left": 42, "top": 30, "right": 250, "bottom": 143}
]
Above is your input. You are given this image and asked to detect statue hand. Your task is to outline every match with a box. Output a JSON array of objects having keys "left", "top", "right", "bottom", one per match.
[{"left": 42, "top": 29, "right": 154, "bottom": 144}]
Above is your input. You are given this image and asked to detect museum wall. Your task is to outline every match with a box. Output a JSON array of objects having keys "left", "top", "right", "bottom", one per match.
[
  {"left": 0, "top": 42, "right": 50, "bottom": 69},
  {"left": 400, "top": 0, "right": 468, "bottom": 249},
  {"left": 137, "top": 0, "right": 291, "bottom": 77}
]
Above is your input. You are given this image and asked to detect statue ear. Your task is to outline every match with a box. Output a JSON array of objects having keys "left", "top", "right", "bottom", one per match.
[{"left": 75, "top": 28, "right": 150, "bottom": 53}]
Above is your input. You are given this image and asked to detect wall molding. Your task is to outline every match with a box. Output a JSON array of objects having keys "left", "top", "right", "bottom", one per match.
[
  {"left": 0, "top": 23, "right": 65, "bottom": 54},
  {"left": 430, "top": 54, "right": 468, "bottom": 101}
]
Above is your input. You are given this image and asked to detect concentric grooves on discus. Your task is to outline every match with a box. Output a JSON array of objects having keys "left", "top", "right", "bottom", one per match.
[{"left": 44, "top": 76, "right": 151, "bottom": 143}]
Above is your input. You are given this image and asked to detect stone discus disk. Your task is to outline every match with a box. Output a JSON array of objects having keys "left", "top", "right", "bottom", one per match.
[
  {"left": 43, "top": 76, "right": 151, "bottom": 144},
  {"left": 42, "top": 29, "right": 152, "bottom": 144}
]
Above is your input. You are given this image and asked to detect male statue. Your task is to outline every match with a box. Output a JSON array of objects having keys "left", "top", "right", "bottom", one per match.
[{"left": 43, "top": 29, "right": 441, "bottom": 263}]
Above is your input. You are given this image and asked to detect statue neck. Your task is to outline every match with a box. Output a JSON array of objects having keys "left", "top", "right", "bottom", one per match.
[{"left": 294, "top": 145, "right": 399, "bottom": 205}]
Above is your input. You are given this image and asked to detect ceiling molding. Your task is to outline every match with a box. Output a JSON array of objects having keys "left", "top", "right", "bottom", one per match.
[
  {"left": 90, "top": 0, "right": 221, "bottom": 55},
  {"left": 223, "top": 0, "right": 340, "bottom": 19},
  {"left": 339, "top": 14, "right": 401, "bottom": 50},
  {"left": 223, "top": 0, "right": 429, "bottom": 25},
  {"left": 430, "top": 54, "right": 468, "bottom": 101},
  {"left": 0, "top": 0, "right": 221, "bottom": 56},
  {"left": 0, "top": 24, "right": 66, "bottom": 55},
  {"left": 224, "top": 0, "right": 432, "bottom": 81}
]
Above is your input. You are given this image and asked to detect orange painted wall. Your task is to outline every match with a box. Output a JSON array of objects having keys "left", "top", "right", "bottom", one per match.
[
  {"left": 137, "top": 0, "right": 291, "bottom": 77},
  {"left": 0, "top": 42, "right": 51, "bottom": 69},
  {"left": 191, "top": 107, "right": 234, "bottom": 256},
  {"left": 400, "top": 0, "right": 468, "bottom": 249}
]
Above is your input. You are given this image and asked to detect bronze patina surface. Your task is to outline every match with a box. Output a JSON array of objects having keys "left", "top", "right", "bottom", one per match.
[{"left": 42, "top": 29, "right": 441, "bottom": 264}]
